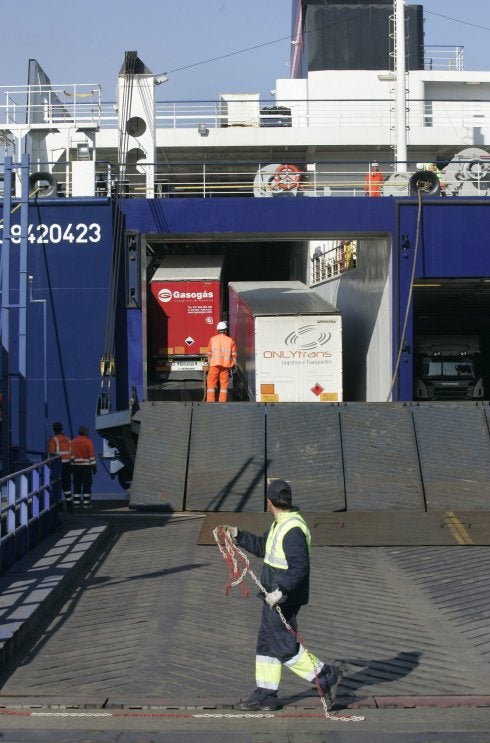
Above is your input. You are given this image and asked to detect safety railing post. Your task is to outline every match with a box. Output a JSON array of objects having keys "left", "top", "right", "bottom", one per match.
[
  {"left": 31, "top": 468, "right": 40, "bottom": 519},
  {"left": 6, "top": 480, "right": 15, "bottom": 535},
  {"left": 19, "top": 474, "right": 28, "bottom": 528}
]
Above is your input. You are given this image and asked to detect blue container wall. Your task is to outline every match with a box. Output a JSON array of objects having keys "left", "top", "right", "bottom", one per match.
[{"left": 1, "top": 199, "right": 117, "bottom": 490}]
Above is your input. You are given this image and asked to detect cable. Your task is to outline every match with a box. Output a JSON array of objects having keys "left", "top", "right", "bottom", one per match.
[
  {"left": 385, "top": 186, "right": 423, "bottom": 402},
  {"left": 165, "top": 9, "right": 371, "bottom": 77},
  {"left": 164, "top": 8, "right": 490, "bottom": 81},
  {"left": 424, "top": 10, "right": 490, "bottom": 34}
]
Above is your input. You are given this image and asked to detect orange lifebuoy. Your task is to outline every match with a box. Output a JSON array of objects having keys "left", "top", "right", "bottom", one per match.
[{"left": 274, "top": 163, "right": 301, "bottom": 190}]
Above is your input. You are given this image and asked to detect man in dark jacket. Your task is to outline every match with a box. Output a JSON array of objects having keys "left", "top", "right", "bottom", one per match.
[{"left": 225, "top": 479, "right": 343, "bottom": 711}]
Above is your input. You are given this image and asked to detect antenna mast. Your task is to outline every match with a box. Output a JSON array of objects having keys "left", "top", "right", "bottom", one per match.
[{"left": 394, "top": 0, "right": 408, "bottom": 171}]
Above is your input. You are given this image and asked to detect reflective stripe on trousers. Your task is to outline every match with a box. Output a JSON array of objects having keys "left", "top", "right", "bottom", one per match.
[
  {"left": 255, "top": 603, "right": 322, "bottom": 691},
  {"left": 206, "top": 366, "right": 230, "bottom": 402}
]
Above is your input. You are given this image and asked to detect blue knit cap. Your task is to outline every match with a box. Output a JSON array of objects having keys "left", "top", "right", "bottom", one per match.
[{"left": 267, "top": 479, "right": 292, "bottom": 507}]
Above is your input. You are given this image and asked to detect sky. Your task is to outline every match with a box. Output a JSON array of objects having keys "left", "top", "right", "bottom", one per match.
[{"left": 0, "top": 1, "right": 489, "bottom": 102}]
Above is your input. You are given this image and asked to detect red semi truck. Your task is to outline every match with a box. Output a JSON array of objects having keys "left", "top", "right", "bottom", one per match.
[{"left": 149, "top": 255, "right": 224, "bottom": 375}]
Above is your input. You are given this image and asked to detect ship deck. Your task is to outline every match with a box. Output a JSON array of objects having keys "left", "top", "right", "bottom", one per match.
[{"left": 1, "top": 502, "right": 490, "bottom": 741}]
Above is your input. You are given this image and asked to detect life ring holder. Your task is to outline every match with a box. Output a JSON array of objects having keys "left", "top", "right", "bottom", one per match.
[
  {"left": 273, "top": 163, "right": 301, "bottom": 191},
  {"left": 29, "top": 171, "right": 58, "bottom": 198}
]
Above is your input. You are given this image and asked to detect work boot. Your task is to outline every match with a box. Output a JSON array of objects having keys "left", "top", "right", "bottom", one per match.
[
  {"left": 64, "top": 496, "right": 74, "bottom": 513},
  {"left": 82, "top": 496, "right": 92, "bottom": 509},
  {"left": 73, "top": 495, "right": 81, "bottom": 508},
  {"left": 234, "top": 691, "right": 280, "bottom": 711},
  {"left": 317, "top": 665, "right": 343, "bottom": 710}
]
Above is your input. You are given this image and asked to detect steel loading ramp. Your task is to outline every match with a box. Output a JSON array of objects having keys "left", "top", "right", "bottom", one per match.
[
  {"left": 3, "top": 510, "right": 490, "bottom": 710},
  {"left": 413, "top": 403, "right": 490, "bottom": 511},
  {"left": 199, "top": 511, "right": 490, "bottom": 546},
  {"left": 129, "top": 401, "right": 490, "bottom": 512},
  {"left": 129, "top": 402, "right": 192, "bottom": 510},
  {"left": 340, "top": 403, "right": 425, "bottom": 511},
  {"left": 266, "top": 403, "right": 345, "bottom": 511}
]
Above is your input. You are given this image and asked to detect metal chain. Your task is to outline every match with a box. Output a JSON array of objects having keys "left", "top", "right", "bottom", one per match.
[{"left": 213, "top": 526, "right": 364, "bottom": 723}]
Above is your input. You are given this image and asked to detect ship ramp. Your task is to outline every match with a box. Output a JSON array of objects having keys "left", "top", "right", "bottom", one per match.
[
  {"left": 0, "top": 505, "right": 490, "bottom": 726},
  {"left": 1, "top": 401, "right": 490, "bottom": 733},
  {"left": 129, "top": 401, "right": 490, "bottom": 514}
]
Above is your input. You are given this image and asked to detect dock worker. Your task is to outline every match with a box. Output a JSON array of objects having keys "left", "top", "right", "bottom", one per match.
[
  {"left": 71, "top": 425, "right": 97, "bottom": 509},
  {"left": 221, "top": 479, "right": 343, "bottom": 712},
  {"left": 206, "top": 321, "right": 237, "bottom": 402},
  {"left": 48, "top": 421, "right": 73, "bottom": 511},
  {"left": 364, "top": 161, "right": 384, "bottom": 197}
]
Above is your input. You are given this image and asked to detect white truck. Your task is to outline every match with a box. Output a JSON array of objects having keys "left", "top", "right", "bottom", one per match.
[
  {"left": 413, "top": 335, "right": 484, "bottom": 401},
  {"left": 229, "top": 281, "right": 342, "bottom": 402}
]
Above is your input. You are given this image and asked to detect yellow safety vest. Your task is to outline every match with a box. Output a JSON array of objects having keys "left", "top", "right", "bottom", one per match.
[{"left": 264, "top": 511, "right": 311, "bottom": 570}]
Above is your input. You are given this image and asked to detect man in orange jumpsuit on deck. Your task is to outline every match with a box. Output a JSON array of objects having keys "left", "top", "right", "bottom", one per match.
[
  {"left": 71, "top": 425, "right": 97, "bottom": 509},
  {"left": 48, "top": 421, "right": 73, "bottom": 510},
  {"left": 363, "top": 161, "right": 384, "bottom": 197},
  {"left": 206, "top": 321, "right": 237, "bottom": 402}
]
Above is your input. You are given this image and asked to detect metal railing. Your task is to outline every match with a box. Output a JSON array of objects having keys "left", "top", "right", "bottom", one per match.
[
  {"left": 1, "top": 147, "right": 489, "bottom": 200},
  {"left": 0, "top": 84, "right": 102, "bottom": 128},
  {"left": 0, "top": 457, "right": 61, "bottom": 574},
  {"left": 0, "top": 93, "right": 488, "bottom": 132},
  {"left": 1, "top": 157, "right": 489, "bottom": 200},
  {"left": 311, "top": 240, "right": 358, "bottom": 285},
  {"left": 424, "top": 46, "right": 464, "bottom": 72}
]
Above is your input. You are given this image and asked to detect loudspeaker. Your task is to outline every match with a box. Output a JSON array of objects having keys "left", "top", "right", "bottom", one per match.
[{"left": 409, "top": 170, "right": 440, "bottom": 197}]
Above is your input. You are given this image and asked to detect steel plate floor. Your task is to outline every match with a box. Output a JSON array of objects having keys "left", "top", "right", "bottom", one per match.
[{"left": 1, "top": 509, "right": 490, "bottom": 708}]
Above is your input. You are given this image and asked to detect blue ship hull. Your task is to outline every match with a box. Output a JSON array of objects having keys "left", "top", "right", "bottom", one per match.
[{"left": 2, "top": 194, "right": 490, "bottom": 492}]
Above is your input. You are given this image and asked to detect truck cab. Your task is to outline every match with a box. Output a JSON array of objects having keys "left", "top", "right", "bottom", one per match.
[{"left": 414, "top": 335, "right": 485, "bottom": 401}]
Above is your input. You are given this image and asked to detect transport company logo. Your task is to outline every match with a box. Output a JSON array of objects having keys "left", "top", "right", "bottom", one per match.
[
  {"left": 263, "top": 325, "right": 333, "bottom": 360},
  {"left": 285, "top": 325, "right": 331, "bottom": 351},
  {"left": 158, "top": 288, "right": 215, "bottom": 303},
  {"left": 158, "top": 288, "right": 173, "bottom": 303}
]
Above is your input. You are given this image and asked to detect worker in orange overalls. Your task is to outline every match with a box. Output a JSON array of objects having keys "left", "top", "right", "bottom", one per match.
[
  {"left": 206, "top": 321, "right": 237, "bottom": 402},
  {"left": 48, "top": 421, "right": 73, "bottom": 510},
  {"left": 364, "top": 161, "right": 384, "bottom": 197},
  {"left": 71, "top": 425, "right": 97, "bottom": 509}
]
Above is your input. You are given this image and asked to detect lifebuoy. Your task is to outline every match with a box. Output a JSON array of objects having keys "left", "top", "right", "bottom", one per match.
[
  {"left": 274, "top": 163, "right": 301, "bottom": 190},
  {"left": 29, "top": 171, "right": 57, "bottom": 198}
]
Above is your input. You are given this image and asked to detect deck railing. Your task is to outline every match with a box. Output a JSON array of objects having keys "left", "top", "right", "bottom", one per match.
[
  {"left": 0, "top": 458, "right": 61, "bottom": 574},
  {"left": 0, "top": 91, "right": 489, "bottom": 131},
  {"left": 424, "top": 46, "right": 464, "bottom": 72},
  {"left": 1, "top": 157, "right": 489, "bottom": 199},
  {"left": 0, "top": 84, "right": 102, "bottom": 128}
]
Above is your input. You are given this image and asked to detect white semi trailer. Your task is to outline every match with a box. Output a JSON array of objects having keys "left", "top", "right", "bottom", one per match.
[{"left": 229, "top": 281, "right": 342, "bottom": 403}]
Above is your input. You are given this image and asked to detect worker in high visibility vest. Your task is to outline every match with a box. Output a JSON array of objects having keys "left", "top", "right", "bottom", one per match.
[
  {"left": 71, "top": 425, "right": 97, "bottom": 509},
  {"left": 206, "top": 321, "right": 237, "bottom": 402},
  {"left": 222, "top": 479, "right": 343, "bottom": 712},
  {"left": 48, "top": 421, "right": 73, "bottom": 510}
]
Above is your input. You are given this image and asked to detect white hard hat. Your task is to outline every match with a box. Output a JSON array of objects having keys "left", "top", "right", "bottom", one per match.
[
  {"left": 217, "top": 321, "right": 227, "bottom": 331},
  {"left": 416, "top": 163, "right": 424, "bottom": 170},
  {"left": 371, "top": 162, "right": 379, "bottom": 167}
]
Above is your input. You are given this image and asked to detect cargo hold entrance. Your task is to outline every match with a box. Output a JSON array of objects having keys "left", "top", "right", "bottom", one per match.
[
  {"left": 142, "top": 237, "right": 307, "bottom": 401},
  {"left": 411, "top": 279, "right": 490, "bottom": 401}
]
